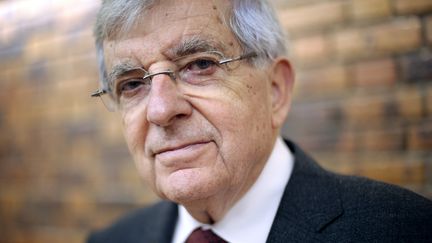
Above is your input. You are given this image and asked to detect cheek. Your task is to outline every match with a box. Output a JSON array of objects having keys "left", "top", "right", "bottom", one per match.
[
  {"left": 122, "top": 109, "right": 148, "bottom": 156},
  {"left": 218, "top": 78, "right": 273, "bottom": 152},
  {"left": 226, "top": 80, "right": 272, "bottom": 130},
  {"left": 122, "top": 110, "right": 158, "bottom": 189},
  {"left": 197, "top": 73, "right": 272, "bottom": 136},
  {"left": 200, "top": 87, "right": 272, "bottom": 153}
]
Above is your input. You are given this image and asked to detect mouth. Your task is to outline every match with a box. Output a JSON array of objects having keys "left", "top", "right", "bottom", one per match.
[
  {"left": 153, "top": 140, "right": 213, "bottom": 167},
  {"left": 154, "top": 140, "right": 211, "bottom": 156}
]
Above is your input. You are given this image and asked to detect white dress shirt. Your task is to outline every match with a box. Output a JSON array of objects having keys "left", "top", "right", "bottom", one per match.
[{"left": 172, "top": 137, "right": 294, "bottom": 243}]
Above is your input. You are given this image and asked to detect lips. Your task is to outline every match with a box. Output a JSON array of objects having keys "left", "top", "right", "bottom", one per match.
[
  {"left": 155, "top": 141, "right": 209, "bottom": 155},
  {"left": 153, "top": 140, "right": 213, "bottom": 167}
]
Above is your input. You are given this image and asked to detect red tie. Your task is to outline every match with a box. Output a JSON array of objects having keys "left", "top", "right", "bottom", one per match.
[{"left": 186, "top": 227, "right": 228, "bottom": 243}]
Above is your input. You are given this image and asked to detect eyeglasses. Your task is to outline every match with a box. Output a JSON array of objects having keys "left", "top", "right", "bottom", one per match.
[{"left": 91, "top": 51, "right": 257, "bottom": 112}]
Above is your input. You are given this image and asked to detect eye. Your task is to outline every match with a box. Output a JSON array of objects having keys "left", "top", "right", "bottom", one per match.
[
  {"left": 185, "top": 58, "right": 219, "bottom": 74},
  {"left": 193, "top": 59, "right": 215, "bottom": 69},
  {"left": 117, "top": 78, "right": 149, "bottom": 97}
]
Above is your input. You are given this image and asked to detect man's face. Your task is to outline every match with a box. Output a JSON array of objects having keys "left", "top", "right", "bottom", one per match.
[{"left": 103, "top": 0, "right": 279, "bottom": 205}]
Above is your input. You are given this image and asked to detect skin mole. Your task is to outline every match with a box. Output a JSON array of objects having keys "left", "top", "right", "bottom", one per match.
[{"left": 216, "top": 16, "right": 223, "bottom": 24}]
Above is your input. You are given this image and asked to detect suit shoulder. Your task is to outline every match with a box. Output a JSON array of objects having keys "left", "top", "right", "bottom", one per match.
[
  {"left": 282, "top": 140, "right": 432, "bottom": 240},
  {"left": 87, "top": 201, "right": 177, "bottom": 243},
  {"left": 329, "top": 172, "right": 432, "bottom": 237},
  {"left": 333, "top": 172, "right": 432, "bottom": 210}
]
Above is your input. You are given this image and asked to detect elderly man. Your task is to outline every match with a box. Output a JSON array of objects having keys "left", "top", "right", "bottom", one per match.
[{"left": 88, "top": 0, "right": 432, "bottom": 242}]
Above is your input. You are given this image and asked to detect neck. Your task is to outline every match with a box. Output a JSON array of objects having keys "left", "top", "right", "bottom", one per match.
[
  {"left": 181, "top": 133, "right": 279, "bottom": 224},
  {"left": 183, "top": 151, "right": 271, "bottom": 224}
]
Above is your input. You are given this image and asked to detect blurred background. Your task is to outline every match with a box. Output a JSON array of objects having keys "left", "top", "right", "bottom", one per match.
[{"left": 0, "top": 0, "right": 431, "bottom": 242}]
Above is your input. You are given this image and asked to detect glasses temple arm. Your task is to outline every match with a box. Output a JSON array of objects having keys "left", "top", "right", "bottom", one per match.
[{"left": 219, "top": 52, "right": 257, "bottom": 65}]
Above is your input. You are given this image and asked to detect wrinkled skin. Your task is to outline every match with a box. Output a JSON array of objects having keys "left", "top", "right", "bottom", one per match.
[{"left": 103, "top": 0, "right": 294, "bottom": 223}]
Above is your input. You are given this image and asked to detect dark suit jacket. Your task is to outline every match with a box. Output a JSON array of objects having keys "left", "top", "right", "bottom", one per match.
[{"left": 87, "top": 141, "right": 432, "bottom": 243}]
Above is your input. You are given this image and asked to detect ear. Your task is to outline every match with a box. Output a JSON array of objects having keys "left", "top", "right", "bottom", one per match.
[{"left": 269, "top": 58, "right": 295, "bottom": 129}]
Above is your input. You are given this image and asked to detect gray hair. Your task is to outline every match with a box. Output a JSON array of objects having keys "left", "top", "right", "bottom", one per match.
[{"left": 94, "top": 0, "right": 287, "bottom": 89}]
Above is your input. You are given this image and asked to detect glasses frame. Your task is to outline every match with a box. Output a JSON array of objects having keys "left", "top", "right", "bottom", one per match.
[{"left": 91, "top": 51, "right": 257, "bottom": 111}]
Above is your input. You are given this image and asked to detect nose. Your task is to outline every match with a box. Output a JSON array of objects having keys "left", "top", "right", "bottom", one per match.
[{"left": 146, "top": 73, "right": 192, "bottom": 126}]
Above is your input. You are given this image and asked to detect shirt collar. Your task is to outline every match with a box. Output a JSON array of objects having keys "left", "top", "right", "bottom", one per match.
[{"left": 172, "top": 137, "right": 294, "bottom": 243}]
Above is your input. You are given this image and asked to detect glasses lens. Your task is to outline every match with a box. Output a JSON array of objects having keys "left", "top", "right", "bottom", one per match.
[
  {"left": 101, "top": 94, "right": 118, "bottom": 112},
  {"left": 92, "top": 91, "right": 118, "bottom": 112},
  {"left": 224, "top": 59, "right": 242, "bottom": 70}
]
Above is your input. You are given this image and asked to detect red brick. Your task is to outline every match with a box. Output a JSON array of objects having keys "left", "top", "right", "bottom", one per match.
[
  {"left": 54, "top": 2, "right": 99, "bottom": 34},
  {"left": 359, "top": 128, "right": 404, "bottom": 151},
  {"left": 394, "top": 0, "right": 432, "bottom": 15},
  {"left": 278, "top": 1, "right": 346, "bottom": 34},
  {"left": 290, "top": 134, "right": 339, "bottom": 152},
  {"left": 344, "top": 95, "right": 389, "bottom": 126},
  {"left": 351, "top": 58, "right": 396, "bottom": 87},
  {"left": 283, "top": 101, "right": 343, "bottom": 140},
  {"left": 349, "top": 0, "right": 392, "bottom": 21},
  {"left": 408, "top": 121, "right": 432, "bottom": 150},
  {"left": 399, "top": 50, "right": 432, "bottom": 81},
  {"left": 333, "top": 29, "right": 368, "bottom": 59},
  {"left": 335, "top": 130, "right": 358, "bottom": 152},
  {"left": 427, "top": 16, "right": 432, "bottom": 45},
  {"left": 295, "top": 65, "right": 348, "bottom": 98},
  {"left": 4, "top": 227, "right": 87, "bottom": 243},
  {"left": 373, "top": 18, "right": 422, "bottom": 52},
  {"left": 356, "top": 157, "right": 425, "bottom": 185},
  {"left": 334, "top": 17, "right": 422, "bottom": 60},
  {"left": 291, "top": 34, "right": 332, "bottom": 65},
  {"left": 342, "top": 88, "right": 423, "bottom": 124},
  {"left": 314, "top": 152, "right": 358, "bottom": 175},
  {"left": 313, "top": 151, "right": 426, "bottom": 188},
  {"left": 23, "top": 32, "right": 51, "bottom": 64},
  {"left": 395, "top": 89, "right": 424, "bottom": 120},
  {"left": 428, "top": 86, "right": 432, "bottom": 115}
]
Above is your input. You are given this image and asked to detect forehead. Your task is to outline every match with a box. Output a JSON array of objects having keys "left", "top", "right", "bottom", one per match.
[{"left": 103, "top": 0, "right": 238, "bottom": 69}]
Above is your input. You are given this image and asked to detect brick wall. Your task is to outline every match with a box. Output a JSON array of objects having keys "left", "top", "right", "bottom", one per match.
[
  {"left": 278, "top": 0, "right": 432, "bottom": 198},
  {"left": 0, "top": 0, "right": 431, "bottom": 242},
  {"left": 0, "top": 1, "right": 153, "bottom": 242}
]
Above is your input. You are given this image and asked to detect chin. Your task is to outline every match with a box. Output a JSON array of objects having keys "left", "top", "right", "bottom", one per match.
[
  {"left": 163, "top": 185, "right": 212, "bottom": 205},
  {"left": 158, "top": 168, "right": 225, "bottom": 203}
]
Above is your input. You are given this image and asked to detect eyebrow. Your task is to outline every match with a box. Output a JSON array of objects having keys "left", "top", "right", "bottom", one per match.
[
  {"left": 108, "top": 62, "right": 143, "bottom": 87},
  {"left": 168, "top": 35, "right": 227, "bottom": 59},
  {"left": 108, "top": 36, "right": 228, "bottom": 86}
]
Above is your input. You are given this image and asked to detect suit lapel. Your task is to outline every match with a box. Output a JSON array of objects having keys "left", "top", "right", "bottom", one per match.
[
  {"left": 148, "top": 141, "right": 343, "bottom": 243},
  {"left": 266, "top": 141, "right": 344, "bottom": 242},
  {"left": 146, "top": 201, "right": 178, "bottom": 243}
]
